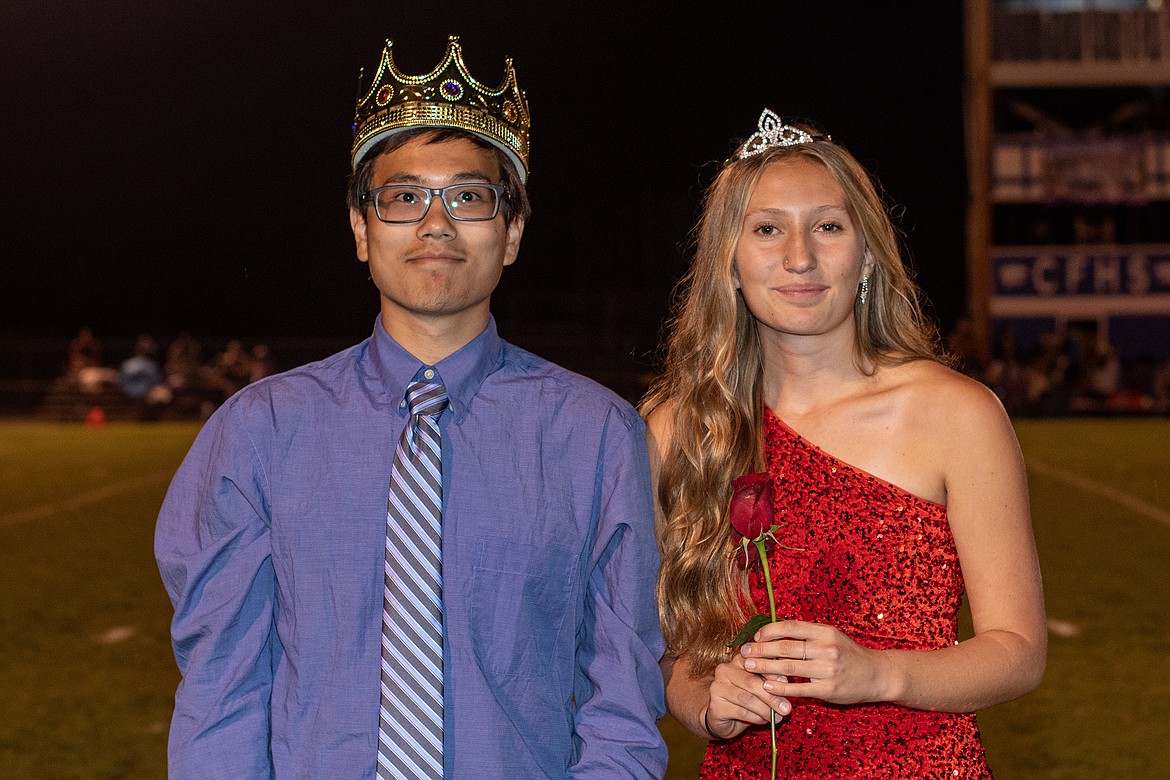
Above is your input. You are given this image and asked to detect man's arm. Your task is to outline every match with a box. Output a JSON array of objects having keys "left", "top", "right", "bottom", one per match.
[
  {"left": 570, "top": 410, "right": 667, "bottom": 778},
  {"left": 155, "top": 403, "right": 276, "bottom": 779}
]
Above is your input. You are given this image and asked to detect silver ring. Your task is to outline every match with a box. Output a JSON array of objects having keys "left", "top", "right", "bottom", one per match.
[{"left": 802, "top": 640, "right": 807, "bottom": 662}]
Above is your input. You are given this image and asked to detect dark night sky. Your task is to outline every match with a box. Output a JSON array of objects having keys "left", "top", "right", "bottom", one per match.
[{"left": 1, "top": 3, "right": 967, "bottom": 358}]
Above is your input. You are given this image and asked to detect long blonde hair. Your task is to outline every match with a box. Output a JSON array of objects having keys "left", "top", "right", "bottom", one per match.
[{"left": 641, "top": 131, "right": 944, "bottom": 674}]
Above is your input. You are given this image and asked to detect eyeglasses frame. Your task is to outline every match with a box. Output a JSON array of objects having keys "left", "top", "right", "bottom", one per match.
[{"left": 359, "top": 183, "right": 507, "bottom": 224}]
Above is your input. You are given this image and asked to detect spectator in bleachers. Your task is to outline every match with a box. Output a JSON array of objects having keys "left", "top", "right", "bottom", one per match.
[
  {"left": 984, "top": 336, "right": 1029, "bottom": 416},
  {"left": 67, "top": 326, "right": 102, "bottom": 374},
  {"left": 163, "top": 332, "right": 203, "bottom": 392},
  {"left": 1085, "top": 338, "right": 1121, "bottom": 401},
  {"left": 212, "top": 339, "right": 252, "bottom": 398},
  {"left": 68, "top": 326, "right": 119, "bottom": 392},
  {"left": 945, "top": 315, "right": 986, "bottom": 378},
  {"left": 248, "top": 343, "right": 277, "bottom": 383},
  {"left": 119, "top": 334, "right": 165, "bottom": 401}
]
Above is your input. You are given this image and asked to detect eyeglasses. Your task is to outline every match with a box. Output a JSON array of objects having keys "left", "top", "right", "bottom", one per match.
[{"left": 360, "top": 183, "right": 506, "bottom": 223}]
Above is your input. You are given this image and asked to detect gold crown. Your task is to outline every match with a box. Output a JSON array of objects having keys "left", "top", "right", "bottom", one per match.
[{"left": 351, "top": 35, "right": 531, "bottom": 181}]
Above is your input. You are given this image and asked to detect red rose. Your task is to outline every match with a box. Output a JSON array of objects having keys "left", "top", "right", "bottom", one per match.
[
  {"left": 727, "top": 470, "right": 784, "bottom": 780},
  {"left": 729, "top": 472, "right": 774, "bottom": 541}
]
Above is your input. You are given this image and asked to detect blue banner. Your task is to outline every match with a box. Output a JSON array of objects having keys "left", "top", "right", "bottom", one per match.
[{"left": 994, "top": 247, "right": 1170, "bottom": 297}]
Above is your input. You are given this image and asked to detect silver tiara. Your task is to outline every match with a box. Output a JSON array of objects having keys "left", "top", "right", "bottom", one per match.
[{"left": 737, "top": 108, "right": 830, "bottom": 159}]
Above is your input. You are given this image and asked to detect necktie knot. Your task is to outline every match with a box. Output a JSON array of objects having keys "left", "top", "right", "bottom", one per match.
[{"left": 405, "top": 379, "right": 448, "bottom": 419}]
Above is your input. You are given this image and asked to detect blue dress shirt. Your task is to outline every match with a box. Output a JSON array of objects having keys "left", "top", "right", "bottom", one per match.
[{"left": 156, "top": 318, "right": 667, "bottom": 778}]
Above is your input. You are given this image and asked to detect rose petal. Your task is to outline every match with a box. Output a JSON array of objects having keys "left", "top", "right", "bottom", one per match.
[{"left": 729, "top": 472, "right": 775, "bottom": 540}]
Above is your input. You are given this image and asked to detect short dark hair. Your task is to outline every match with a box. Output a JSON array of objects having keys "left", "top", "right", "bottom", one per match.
[{"left": 346, "top": 127, "right": 531, "bottom": 226}]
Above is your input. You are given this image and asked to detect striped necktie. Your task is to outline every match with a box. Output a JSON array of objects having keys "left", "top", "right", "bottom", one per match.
[{"left": 378, "top": 376, "right": 448, "bottom": 779}]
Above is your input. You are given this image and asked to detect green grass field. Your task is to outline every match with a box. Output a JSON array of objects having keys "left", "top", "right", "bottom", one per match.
[{"left": 1, "top": 418, "right": 1167, "bottom": 778}]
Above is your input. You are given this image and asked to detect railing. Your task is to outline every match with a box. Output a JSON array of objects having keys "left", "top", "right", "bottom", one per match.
[
  {"left": 992, "top": 133, "right": 1170, "bottom": 202},
  {"left": 994, "top": 7, "right": 1170, "bottom": 63}
]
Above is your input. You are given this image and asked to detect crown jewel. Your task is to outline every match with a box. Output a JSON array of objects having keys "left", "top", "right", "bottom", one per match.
[
  {"left": 736, "top": 108, "right": 830, "bottom": 159},
  {"left": 352, "top": 36, "right": 531, "bottom": 180}
]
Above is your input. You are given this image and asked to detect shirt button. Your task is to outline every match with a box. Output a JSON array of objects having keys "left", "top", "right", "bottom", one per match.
[{"left": 423, "top": 369, "right": 435, "bottom": 379}]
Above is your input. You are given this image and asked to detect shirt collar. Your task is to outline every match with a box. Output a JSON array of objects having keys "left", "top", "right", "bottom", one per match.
[{"left": 368, "top": 315, "right": 503, "bottom": 424}]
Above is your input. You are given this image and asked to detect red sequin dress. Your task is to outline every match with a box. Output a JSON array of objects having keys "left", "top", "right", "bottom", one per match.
[{"left": 700, "top": 408, "right": 992, "bottom": 779}]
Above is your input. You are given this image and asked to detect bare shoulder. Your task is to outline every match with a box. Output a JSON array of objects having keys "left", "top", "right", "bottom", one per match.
[
  {"left": 890, "top": 360, "right": 1013, "bottom": 438},
  {"left": 642, "top": 398, "right": 679, "bottom": 536},
  {"left": 644, "top": 397, "right": 678, "bottom": 460},
  {"left": 853, "top": 360, "right": 1026, "bottom": 518},
  {"left": 885, "top": 360, "right": 1026, "bottom": 502}
]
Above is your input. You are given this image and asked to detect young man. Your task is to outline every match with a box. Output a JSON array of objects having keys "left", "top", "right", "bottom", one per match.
[{"left": 156, "top": 36, "right": 666, "bottom": 778}]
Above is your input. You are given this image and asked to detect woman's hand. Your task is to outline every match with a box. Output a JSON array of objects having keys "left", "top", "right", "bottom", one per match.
[
  {"left": 703, "top": 652, "right": 792, "bottom": 740},
  {"left": 739, "top": 620, "right": 897, "bottom": 706}
]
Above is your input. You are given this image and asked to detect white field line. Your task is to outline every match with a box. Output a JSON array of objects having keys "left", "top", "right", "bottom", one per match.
[
  {"left": 1026, "top": 459, "right": 1170, "bottom": 528},
  {"left": 0, "top": 469, "right": 174, "bottom": 527}
]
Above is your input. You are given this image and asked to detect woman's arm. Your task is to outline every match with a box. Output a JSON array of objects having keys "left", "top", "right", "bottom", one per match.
[{"left": 647, "top": 403, "right": 792, "bottom": 739}]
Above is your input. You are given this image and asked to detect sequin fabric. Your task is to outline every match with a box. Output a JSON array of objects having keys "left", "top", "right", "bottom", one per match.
[{"left": 700, "top": 408, "right": 992, "bottom": 779}]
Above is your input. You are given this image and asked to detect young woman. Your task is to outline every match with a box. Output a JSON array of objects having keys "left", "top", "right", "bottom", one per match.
[{"left": 642, "top": 110, "right": 1046, "bottom": 778}]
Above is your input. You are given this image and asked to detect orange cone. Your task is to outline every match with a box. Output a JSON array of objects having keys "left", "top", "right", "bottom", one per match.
[{"left": 85, "top": 406, "right": 107, "bottom": 428}]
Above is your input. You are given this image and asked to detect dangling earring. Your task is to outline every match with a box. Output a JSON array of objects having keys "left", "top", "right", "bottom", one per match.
[{"left": 859, "top": 275, "right": 869, "bottom": 305}]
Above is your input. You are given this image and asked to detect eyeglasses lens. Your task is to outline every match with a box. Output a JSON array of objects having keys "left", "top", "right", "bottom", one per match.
[{"left": 373, "top": 185, "right": 499, "bottom": 222}]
